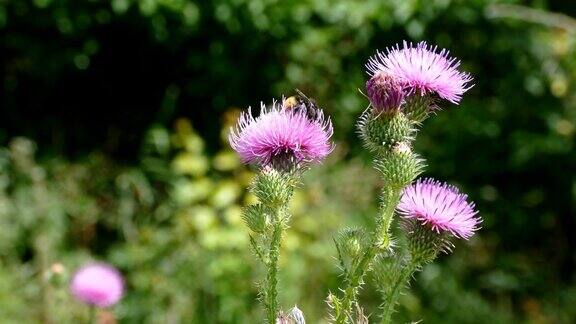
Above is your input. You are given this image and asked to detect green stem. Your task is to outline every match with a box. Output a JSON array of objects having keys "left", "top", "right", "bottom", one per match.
[
  {"left": 35, "top": 235, "right": 53, "bottom": 324},
  {"left": 380, "top": 260, "right": 418, "bottom": 324},
  {"left": 376, "top": 186, "right": 402, "bottom": 246},
  {"left": 265, "top": 219, "right": 283, "bottom": 324},
  {"left": 88, "top": 306, "right": 96, "bottom": 324},
  {"left": 335, "top": 186, "right": 401, "bottom": 324}
]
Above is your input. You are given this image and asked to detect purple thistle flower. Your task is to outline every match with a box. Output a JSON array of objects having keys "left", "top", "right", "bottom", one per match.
[
  {"left": 365, "top": 71, "right": 404, "bottom": 113},
  {"left": 229, "top": 99, "right": 333, "bottom": 170},
  {"left": 366, "top": 41, "right": 473, "bottom": 104},
  {"left": 70, "top": 263, "right": 124, "bottom": 308},
  {"left": 397, "top": 178, "right": 481, "bottom": 239}
]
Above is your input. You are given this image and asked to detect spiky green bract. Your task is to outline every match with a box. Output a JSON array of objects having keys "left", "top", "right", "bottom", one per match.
[
  {"left": 403, "top": 94, "right": 437, "bottom": 124},
  {"left": 402, "top": 218, "right": 454, "bottom": 264},
  {"left": 358, "top": 110, "right": 415, "bottom": 153},
  {"left": 251, "top": 167, "right": 295, "bottom": 209},
  {"left": 242, "top": 167, "right": 297, "bottom": 324},
  {"left": 375, "top": 149, "right": 425, "bottom": 188}
]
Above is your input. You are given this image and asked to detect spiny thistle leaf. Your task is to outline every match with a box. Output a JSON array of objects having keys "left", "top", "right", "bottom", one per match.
[
  {"left": 333, "top": 238, "right": 349, "bottom": 276},
  {"left": 326, "top": 292, "right": 342, "bottom": 322},
  {"left": 249, "top": 235, "right": 267, "bottom": 262}
]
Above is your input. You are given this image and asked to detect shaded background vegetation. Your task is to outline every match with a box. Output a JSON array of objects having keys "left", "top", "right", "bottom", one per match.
[{"left": 1, "top": 0, "right": 575, "bottom": 323}]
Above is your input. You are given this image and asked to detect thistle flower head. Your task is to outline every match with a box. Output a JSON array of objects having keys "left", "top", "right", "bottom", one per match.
[
  {"left": 229, "top": 99, "right": 333, "bottom": 171},
  {"left": 70, "top": 263, "right": 124, "bottom": 308},
  {"left": 398, "top": 178, "right": 480, "bottom": 239},
  {"left": 365, "top": 71, "right": 404, "bottom": 113},
  {"left": 366, "top": 41, "right": 473, "bottom": 104}
]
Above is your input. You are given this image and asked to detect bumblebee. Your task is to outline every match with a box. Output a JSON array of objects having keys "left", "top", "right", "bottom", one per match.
[{"left": 283, "top": 89, "right": 320, "bottom": 120}]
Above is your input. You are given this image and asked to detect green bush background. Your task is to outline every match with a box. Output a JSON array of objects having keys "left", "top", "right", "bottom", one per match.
[{"left": 1, "top": 0, "right": 575, "bottom": 323}]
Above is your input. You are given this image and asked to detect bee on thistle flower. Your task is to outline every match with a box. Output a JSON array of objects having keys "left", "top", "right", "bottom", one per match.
[
  {"left": 229, "top": 93, "right": 334, "bottom": 171},
  {"left": 333, "top": 40, "right": 478, "bottom": 324},
  {"left": 282, "top": 89, "right": 321, "bottom": 120},
  {"left": 230, "top": 93, "right": 333, "bottom": 324}
]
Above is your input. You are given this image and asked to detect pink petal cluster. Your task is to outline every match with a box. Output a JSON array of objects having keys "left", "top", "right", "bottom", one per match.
[
  {"left": 397, "top": 178, "right": 480, "bottom": 239},
  {"left": 229, "top": 100, "right": 333, "bottom": 168},
  {"left": 366, "top": 41, "right": 473, "bottom": 104},
  {"left": 70, "top": 263, "right": 124, "bottom": 308}
]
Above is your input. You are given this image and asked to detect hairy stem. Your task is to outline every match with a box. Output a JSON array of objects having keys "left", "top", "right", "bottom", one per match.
[
  {"left": 380, "top": 260, "right": 418, "bottom": 324},
  {"left": 335, "top": 186, "right": 401, "bottom": 323},
  {"left": 265, "top": 220, "right": 283, "bottom": 323},
  {"left": 247, "top": 170, "right": 293, "bottom": 323}
]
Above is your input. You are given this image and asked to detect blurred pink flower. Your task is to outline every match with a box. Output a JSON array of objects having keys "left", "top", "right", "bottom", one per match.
[
  {"left": 398, "top": 178, "right": 481, "bottom": 239},
  {"left": 70, "top": 263, "right": 124, "bottom": 308},
  {"left": 366, "top": 41, "right": 473, "bottom": 104}
]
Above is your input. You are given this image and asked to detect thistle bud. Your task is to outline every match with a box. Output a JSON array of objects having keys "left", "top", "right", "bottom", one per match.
[
  {"left": 337, "top": 228, "right": 365, "bottom": 258},
  {"left": 241, "top": 204, "right": 269, "bottom": 233},
  {"left": 276, "top": 312, "right": 291, "bottom": 324},
  {"left": 374, "top": 150, "right": 424, "bottom": 188},
  {"left": 289, "top": 305, "right": 306, "bottom": 324},
  {"left": 46, "top": 262, "right": 68, "bottom": 286},
  {"left": 251, "top": 168, "right": 294, "bottom": 208},
  {"left": 366, "top": 72, "right": 404, "bottom": 114},
  {"left": 358, "top": 111, "right": 414, "bottom": 153}
]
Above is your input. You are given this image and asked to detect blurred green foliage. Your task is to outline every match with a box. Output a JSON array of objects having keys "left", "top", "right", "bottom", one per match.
[{"left": 1, "top": 0, "right": 576, "bottom": 323}]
